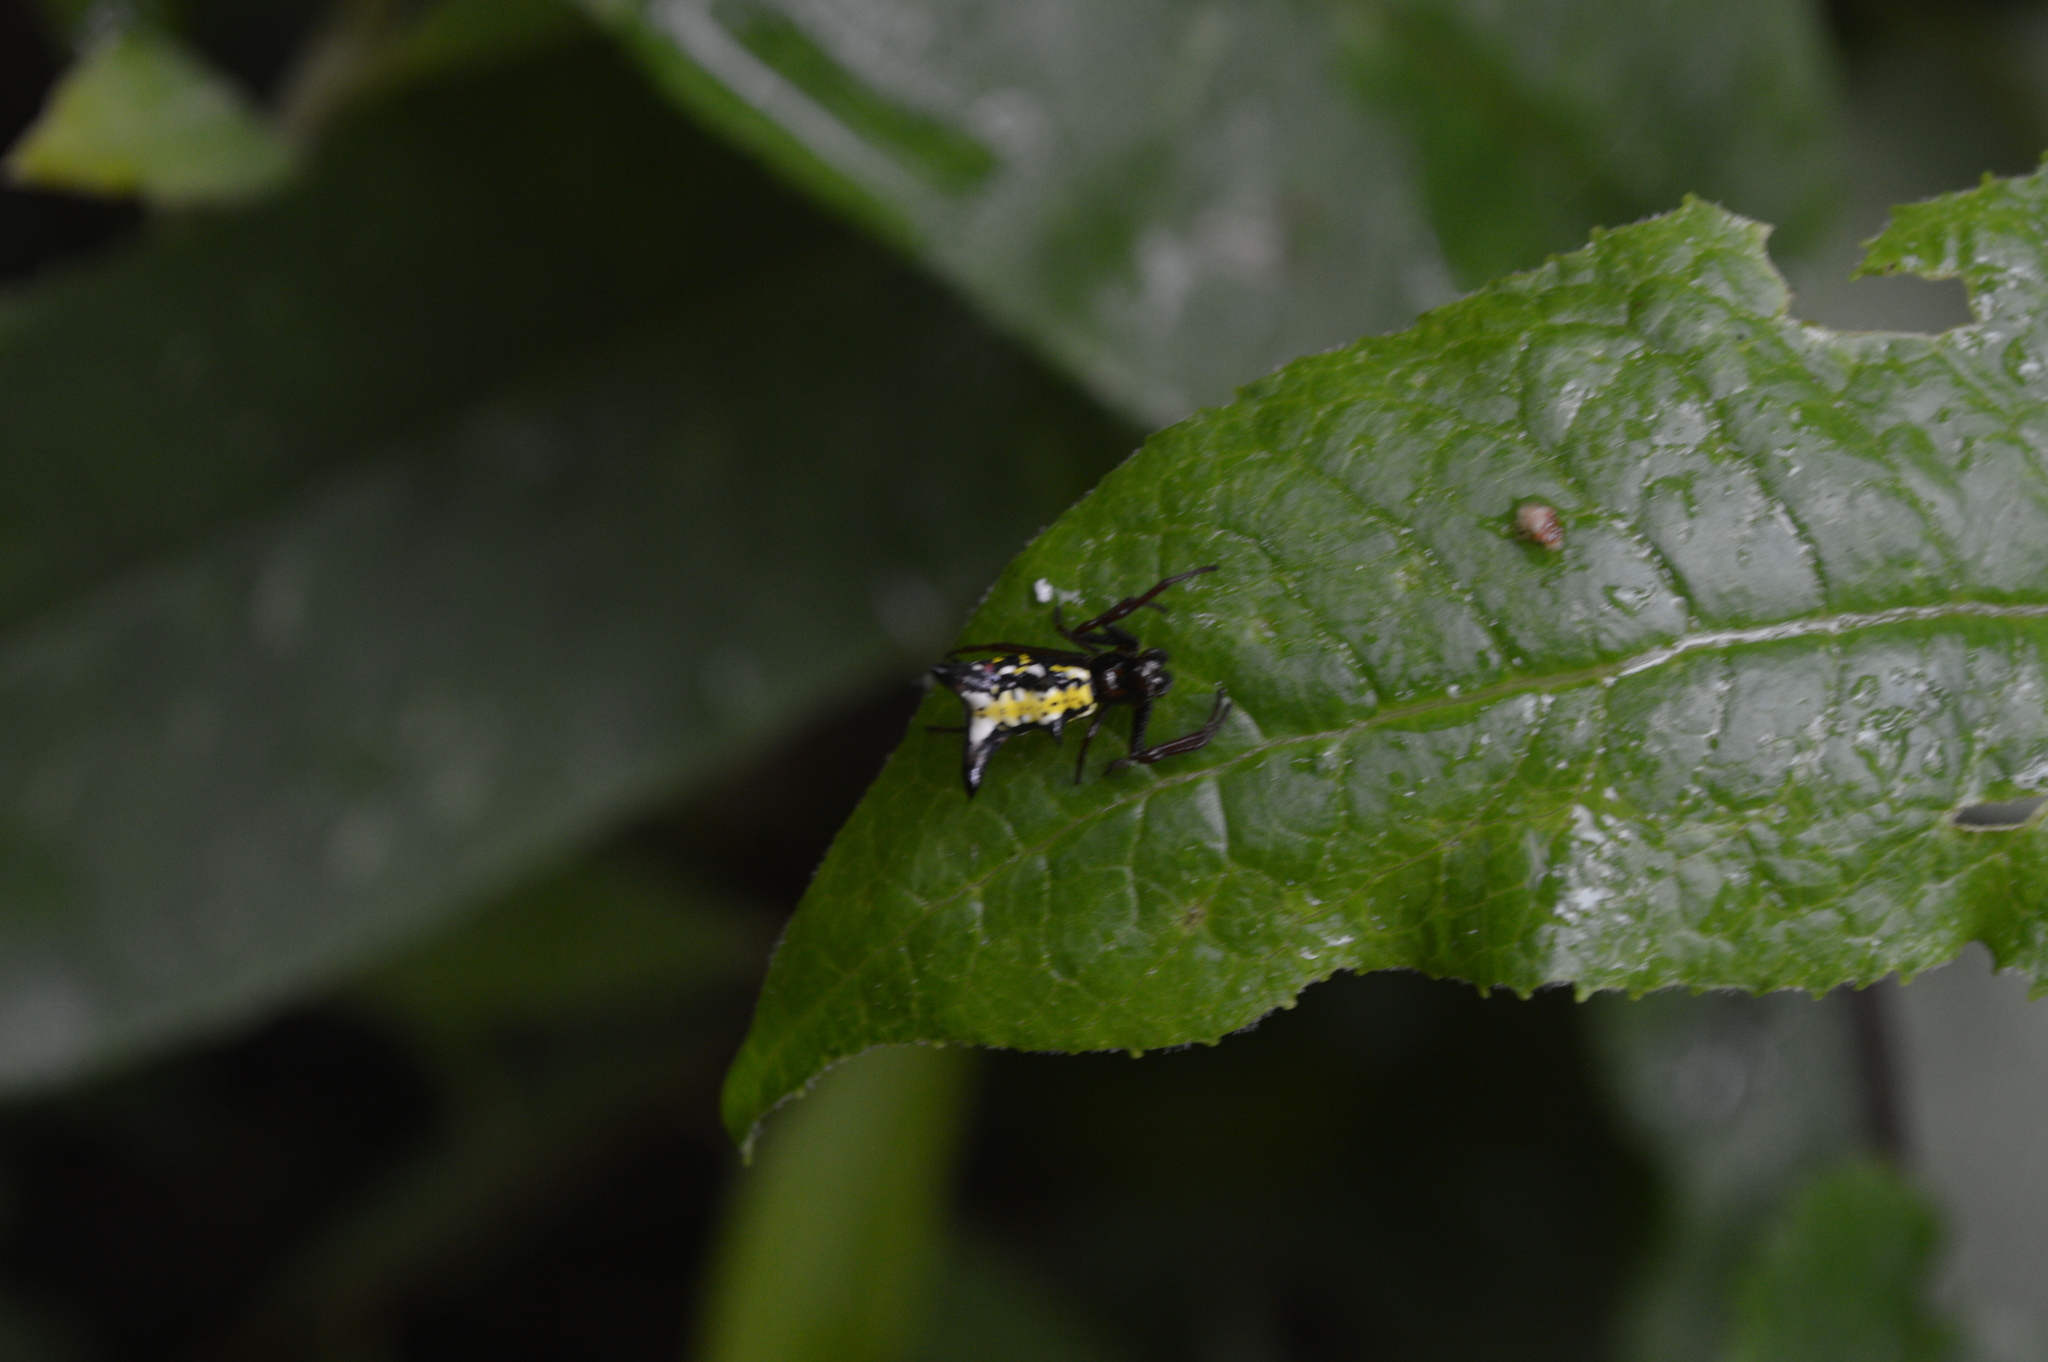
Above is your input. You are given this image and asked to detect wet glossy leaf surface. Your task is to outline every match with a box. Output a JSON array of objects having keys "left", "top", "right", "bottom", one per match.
[
  {"left": 584, "top": 0, "right": 1841, "bottom": 424},
  {"left": 727, "top": 170, "right": 2048, "bottom": 1140}
]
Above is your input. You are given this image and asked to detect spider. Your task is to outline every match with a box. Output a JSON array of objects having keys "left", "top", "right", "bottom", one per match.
[{"left": 928, "top": 565, "right": 1232, "bottom": 796}]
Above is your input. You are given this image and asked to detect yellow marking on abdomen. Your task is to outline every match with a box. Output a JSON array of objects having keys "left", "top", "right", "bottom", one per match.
[{"left": 973, "top": 677, "right": 1096, "bottom": 728}]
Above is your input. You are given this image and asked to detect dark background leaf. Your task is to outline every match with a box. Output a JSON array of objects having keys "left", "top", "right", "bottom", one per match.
[
  {"left": 0, "top": 33, "right": 1129, "bottom": 1090},
  {"left": 583, "top": 0, "right": 1843, "bottom": 423}
]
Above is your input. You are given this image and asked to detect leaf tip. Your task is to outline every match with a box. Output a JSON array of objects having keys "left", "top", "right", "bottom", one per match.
[
  {"left": 722, "top": 1041, "right": 868, "bottom": 1154},
  {"left": 720, "top": 1032, "right": 818, "bottom": 1154}
]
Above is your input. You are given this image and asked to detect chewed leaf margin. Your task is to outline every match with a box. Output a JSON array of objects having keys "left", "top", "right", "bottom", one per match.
[{"left": 723, "top": 172, "right": 2048, "bottom": 1147}]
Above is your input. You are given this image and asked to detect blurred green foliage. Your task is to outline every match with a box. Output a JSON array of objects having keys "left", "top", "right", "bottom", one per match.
[
  {"left": 698, "top": 1045, "right": 969, "bottom": 1362},
  {"left": 585, "top": 0, "right": 1841, "bottom": 423},
  {"left": 1590, "top": 988, "right": 1879, "bottom": 1361},
  {"left": 5, "top": 26, "right": 293, "bottom": 203},
  {"left": 0, "top": 27, "right": 1128, "bottom": 1097},
  {"left": 0, "top": 0, "right": 2041, "bottom": 1357},
  {"left": 1728, "top": 1157, "right": 1954, "bottom": 1362}
]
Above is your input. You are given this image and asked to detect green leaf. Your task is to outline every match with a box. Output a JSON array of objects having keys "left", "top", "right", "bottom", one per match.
[
  {"left": 0, "top": 42, "right": 1127, "bottom": 1091},
  {"left": 579, "top": 0, "right": 1842, "bottom": 424},
  {"left": 1728, "top": 1157, "right": 1956, "bottom": 1362},
  {"left": 4, "top": 27, "right": 295, "bottom": 205},
  {"left": 699, "top": 1045, "right": 973, "bottom": 1362},
  {"left": 723, "top": 167, "right": 2048, "bottom": 1143}
]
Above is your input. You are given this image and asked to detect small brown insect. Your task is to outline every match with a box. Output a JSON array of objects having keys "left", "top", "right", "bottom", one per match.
[{"left": 1515, "top": 502, "right": 1564, "bottom": 550}]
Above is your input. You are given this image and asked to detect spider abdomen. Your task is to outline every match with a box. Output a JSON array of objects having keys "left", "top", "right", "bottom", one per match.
[
  {"left": 931, "top": 655, "right": 1098, "bottom": 794},
  {"left": 949, "top": 657, "right": 1096, "bottom": 735}
]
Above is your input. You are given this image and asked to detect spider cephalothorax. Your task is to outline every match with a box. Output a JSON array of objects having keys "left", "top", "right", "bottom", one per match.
[{"left": 929, "top": 566, "right": 1231, "bottom": 796}]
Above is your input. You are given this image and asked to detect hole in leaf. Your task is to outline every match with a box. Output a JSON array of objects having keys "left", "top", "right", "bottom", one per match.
[
  {"left": 1948, "top": 796, "right": 2048, "bottom": 831},
  {"left": 1788, "top": 271, "right": 1972, "bottom": 334}
]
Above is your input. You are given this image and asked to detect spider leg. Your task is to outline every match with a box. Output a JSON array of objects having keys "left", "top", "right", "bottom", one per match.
[
  {"left": 1073, "top": 708, "right": 1107, "bottom": 784},
  {"left": 1072, "top": 623, "right": 1141, "bottom": 653},
  {"left": 1109, "top": 685, "right": 1231, "bottom": 772},
  {"left": 1054, "top": 601, "right": 1095, "bottom": 649},
  {"left": 1066, "top": 565, "right": 1218, "bottom": 638},
  {"left": 1124, "top": 694, "right": 1154, "bottom": 757}
]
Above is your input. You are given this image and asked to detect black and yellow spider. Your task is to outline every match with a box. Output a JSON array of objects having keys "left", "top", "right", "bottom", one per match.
[{"left": 929, "top": 566, "right": 1231, "bottom": 796}]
